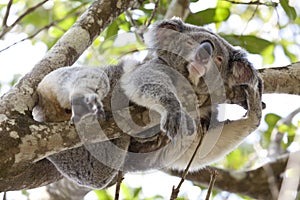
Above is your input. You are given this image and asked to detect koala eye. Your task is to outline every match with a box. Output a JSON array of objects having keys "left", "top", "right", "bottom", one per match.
[{"left": 216, "top": 56, "right": 223, "bottom": 63}]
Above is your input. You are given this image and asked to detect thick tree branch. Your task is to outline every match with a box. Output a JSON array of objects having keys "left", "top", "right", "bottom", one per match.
[
  {"left": 0, "top": 0, "right": 145, "bottom": 192},
  {"left": 0, "top": 159, "right": 61, "bottom": 192},
  {"left": 259, "top": 62, "right": 300, "bottom": 95},
  {"left": 169, "top": 151, "right": 299, "bottom": 199},
  {"left": 0, "top": 0, "right": 145, "bottom": 115}
]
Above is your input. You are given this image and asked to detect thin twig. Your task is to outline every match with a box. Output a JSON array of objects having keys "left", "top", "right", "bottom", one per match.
[
  {"left": 0, "top": 12, "right": 81, "bottom": 53},
  {"left": 0, "top": 0, "right": 49, "bottom": 38},
  {"left": 224, "top": 0, "right": 278, "bottom": 7},
  {"left": 10, "top": 0, "right": 49, "bottom": 28},
  {"left": 144, "top": 0, "right": 160, "bottom": 27},
  {"left": 268, "top": 106, "right": 300, "bottom": 157},
  {"left": 205, "top": 168, "right": 218, "bottom": 200},
  {"left": 3, "top": 192, "right": 6, "bottom": 200},
  {"left": 125, "top": 10, "right": 138, "bottom": 29},
  {"left": 2, "top": 0, "right": 13, "bottom": 28},
  {"left": 170, "top": 121, "right": 206, "bottom": 200},
  {"left": 241, "top": 4, "right": 258, "bottom": 35},
  {"left": 114, "top": 170, "right": 123, "bottom": 200},
  {"left": 125, "top": 10, "right": 144, "bottom": 43}
]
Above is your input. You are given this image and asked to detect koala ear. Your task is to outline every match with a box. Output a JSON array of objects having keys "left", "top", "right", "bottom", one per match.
[
  {"left": 144, "top": 19, "right": 182, "bottom": 46},
  {"left": 231, "top": 61, "right": 255, "bottom": 85},
  {"left": 157, "top": 20, "right": 181, "bottom": 32}
]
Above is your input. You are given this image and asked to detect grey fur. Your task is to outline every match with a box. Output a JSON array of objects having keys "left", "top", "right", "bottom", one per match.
[{"left": 33, "top": 18, "right": 263, "bottom": 189}]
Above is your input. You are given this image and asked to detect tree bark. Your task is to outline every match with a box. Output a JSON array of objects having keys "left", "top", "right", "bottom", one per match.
[
  {"left": 0, "top": 0, "right": 145, "bottom": 192},
  {"left": 259, "top": 62, "right": 300, "bottom": 95},
  {"left": 169, "top": 151, "right": 299, "bottom": 199}
]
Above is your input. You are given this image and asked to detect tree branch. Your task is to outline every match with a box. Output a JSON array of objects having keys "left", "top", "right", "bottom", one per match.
[
  {"left": 0, "top": 0, "right": 145, "bottom": 192},
  {"left": 224, "top": 0, "right": 278, "bottom": 7},
  {"left": 169, "top": 151, "right": 299, "bottom": 199},
  {"left": 0, "top": 0, "right": 50, "bottom": 39},
  {"left": 1, "top": 0, "right": 13, "bottom": 29},
  {"left": 164, "top": 0, "right": 190, "bottom": 20},
  {"left": 0, "top": 0, "right": 145, "bottom": 115},
  {"left": 259, "top": 62, "right": 300, "bottom": 95},
  {"left": 0, "top": 11, "right": 82, "bottom": 53}
]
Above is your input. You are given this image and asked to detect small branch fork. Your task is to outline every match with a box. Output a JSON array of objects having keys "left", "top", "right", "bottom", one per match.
[
  {"left": 0, "top": 11, "right": 81, "bottom": 53},
  {"left": 0, "top": 0, "right": 50, "bottom": 39},
  {"left": 205, "top": 168, "right": 218, "bottom": 200},
  {"left": 126, "top": 0, "right": 160, "bottom": 42},
  {"left": 224, "top": 0, "right": 278, "bottom": 7}
]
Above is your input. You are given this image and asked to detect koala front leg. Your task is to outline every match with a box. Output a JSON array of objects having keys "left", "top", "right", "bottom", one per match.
[
  {"left": 121, "top": 71, "right": 195, "bottom": 140},
  {"left": 200, "top": 83, "right": 262, "bottom": 163},
  {"left": 69, "top": 68, "right": 110, "bottom": 123}
]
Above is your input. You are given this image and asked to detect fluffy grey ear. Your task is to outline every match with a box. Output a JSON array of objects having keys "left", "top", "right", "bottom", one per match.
[
  {"left": 231, "top": 60, "right": 255, "bottom": 85},
  {"left": 156, "top": 18, "right": 183, "bottom": 31},
  {"left": 144, "top": 19, "right": 183, "bottom": 46}
]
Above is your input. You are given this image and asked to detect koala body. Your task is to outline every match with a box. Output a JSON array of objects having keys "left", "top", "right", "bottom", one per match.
[
  {"left": 122, "top": 18, "right": 263, "bottom": 171},
  {"left": 33, "top": 18, "right": 263, "bottom": 189}
]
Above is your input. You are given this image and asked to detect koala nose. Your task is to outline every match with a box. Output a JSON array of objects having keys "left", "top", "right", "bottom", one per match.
[{"left": 195, "top": 41, "right": 214, "bottom": 64}]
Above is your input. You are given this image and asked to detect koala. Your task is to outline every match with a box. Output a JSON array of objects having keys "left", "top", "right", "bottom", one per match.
[
  {"left": 33, "top": 18, "right": 263, "bottom": 189},
  {"left": 121, "top": 18, "right": 263, "bottom": 171},
  {"left": 34, "top": 57, "right": 195, "bottom": 189}
]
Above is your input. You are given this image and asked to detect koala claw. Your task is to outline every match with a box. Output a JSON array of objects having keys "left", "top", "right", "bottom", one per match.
[
  {"left": 163, "top": 111, "right": 181, "bottom": 140},
  {"left": 71, "top": 94, "right": 105, "bottom": 123},
  {"left": 162, "top": 110, "right": 196, "bottom": 141},
  {"left": 184, "top": 112, "right": 196, "bottom": 135}
]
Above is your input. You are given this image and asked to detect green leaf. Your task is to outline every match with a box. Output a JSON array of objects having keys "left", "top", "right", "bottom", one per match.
[
  {"left": 280, "top": 0, "right": 297, "bottom": 21},
  {"left": 282, "top": 45, "right": 298, "bottom": 63},
  {"left": 261, "top": 44, "right": 275, "bottom": 64},
  {"left": 121, "top": 184, "right": 132, "bottom": 199},
  {"left": 93, "top": 189, "right": 113, "bottom": 200},
  {"left": 221, "top": 35, "right": 273, "bottom": 54},
  {"left": 186, "top": 8, "right": 230, "bottom": 26},
  {"left": 265, "top": 113, "right": 281, "bottom": 131},
  {"left": 278, "top": 124, "right": 297, "bottom": 136},
  {"left": 10, "top": 74, "right": 21, "bottom": 86},
  {"left": 278, "top": 124, "right": 289, "bottom": 132},
  {"left": 133, "top": 187, "right": 142, "bottom": 198},
  {"left": 105, "top": 20, "right": 119, "bottom": 40},
  {"left": 261, "top": 113, "right": 281, "bottom": 148}
]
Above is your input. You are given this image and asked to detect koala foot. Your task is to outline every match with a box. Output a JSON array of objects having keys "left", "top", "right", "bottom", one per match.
[
  {"left": 71, "top": 94, "right": 105, "bottom": 123},
  {"left": 161, "top": 110, "right": 196, "bottom": 140}
]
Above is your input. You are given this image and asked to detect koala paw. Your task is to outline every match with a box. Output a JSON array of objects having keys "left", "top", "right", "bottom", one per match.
[
  {"left": 161, "top": 110, "right": 196, "bottom": 140},
  {"left": 71, "top": 94, "right": 105, "bottom": 123}
]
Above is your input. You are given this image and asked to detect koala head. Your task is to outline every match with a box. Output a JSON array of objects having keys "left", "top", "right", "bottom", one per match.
[{"left": 144, "top": 17, "right": 262, "bottom": 106}]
